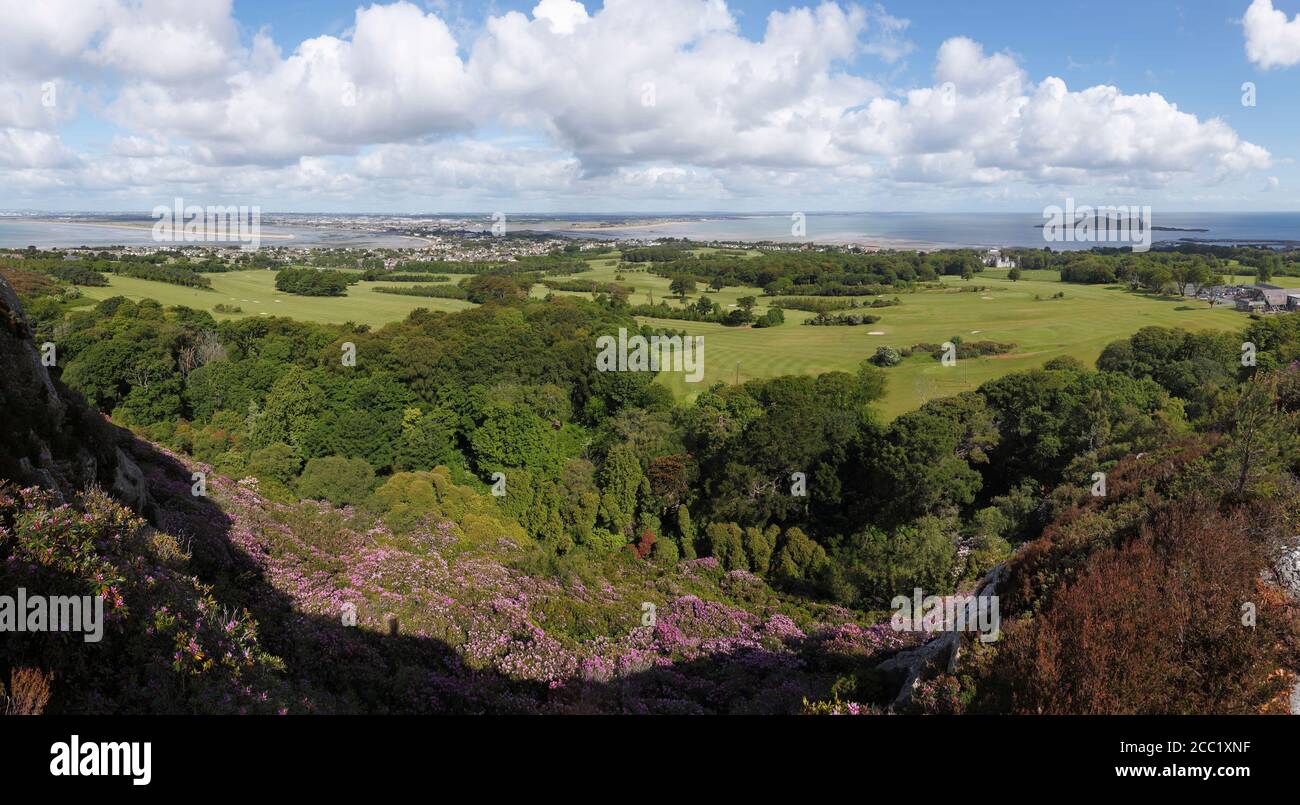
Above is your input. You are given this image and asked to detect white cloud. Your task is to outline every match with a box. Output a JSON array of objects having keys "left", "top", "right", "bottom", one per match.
[
  {"left": 0, "top": 129, "right": 81, "bottom": 169},
  {"left": 354, "top": 141, "right": 581, "bottom": 198},
  {"left": 532, "top": 0, "right": 590, "bottom": 34},
  {"left": 860, "top": 4, "right": 911, "bottom": 63},
  {"left": 0, "top": 0, "right": 1277, "bottom": 209},
  {"left": 106, "top": 2, "right": 476, "bottom": 163},
  {"left": 0, "top": 0, "right": 115, "bottom": 77},
  {"left": 468, "top": 0, "right": 876, "bottom": 173},
  {"left": 88, "top": 0, "right": 241, "bottom": 84},
  {"left": 1244, "top": 0, "right": 1300, "bottom": 69},
  {"left": 838, "top": 37, "right": 1270, "bottom": 187},
  {"left": 0, "top": 80, "right": 82, "bottom": 129}
]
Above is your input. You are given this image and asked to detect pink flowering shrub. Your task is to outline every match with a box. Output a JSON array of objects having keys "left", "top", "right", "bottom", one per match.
[
  {"left": 911, "top": 675, "right": 965, "bottom": 715},
  {"left": 6, "top": 443, "right": 925, "bottom": 714},
  {"left": 0, "top": 483, "right": 287, "bottom": 714}
]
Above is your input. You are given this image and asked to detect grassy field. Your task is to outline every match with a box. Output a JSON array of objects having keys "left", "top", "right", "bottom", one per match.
[
  {"left": 78, "top": 269, "right": 475, "bottom": 327},
  {"left": 639, "top": 269, "right": 1247, "bottom": 418},
  {"left": 77, "top": 261, "right": 1254, "bottom": 419},
  {"left": 534, "top": 257, "right": 780, "bottom": 312}
]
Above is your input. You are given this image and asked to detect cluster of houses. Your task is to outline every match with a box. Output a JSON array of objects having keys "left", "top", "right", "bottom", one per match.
[{"left": 1202, "top": 282, "right": 1300, "bottom": 313}]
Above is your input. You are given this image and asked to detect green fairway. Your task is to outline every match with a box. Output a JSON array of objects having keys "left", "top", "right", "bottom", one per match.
[
  {"left": 79, "top": 261, "right": 1253, "bottom": 419},
  {"left": 78, "top": 269, "right": 475, "bottom": 327},
  {"left": 641, "top": 268, "right": 1247, "bottom": 418},
  {"left": 535, "top": 257, "right": 779, "bottom": 315}
]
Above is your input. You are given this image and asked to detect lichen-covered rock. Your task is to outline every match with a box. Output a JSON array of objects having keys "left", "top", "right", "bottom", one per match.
[{"left": 0, "top": 274, "right": 128, "bottom": 502}]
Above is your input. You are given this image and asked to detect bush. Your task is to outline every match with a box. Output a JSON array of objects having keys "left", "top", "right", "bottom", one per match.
[
  {"left": 114, "top": 263, "right": 211, "bottom": 288},
  {"left": 869, "top": 346, "right": 902, "bottom": 367},
  {"left": 943, "top": 340, "right": 1016, "bottom": 360},
  {"left": 297, "top": 456, "right": 375, "bottom": 505},
  {"left": 703, "top": 522, "right": 747, "bottom": 570},
  {"left": 275, "top": 267, "right": 353, "bottom": 296},
  {"left": 584, "top": 527, "right": 627, "bottom": 553},
  {"left": 44, "top": 264, "right": 108, "bottom": 286},
  {"left": 771, "top": 527, "right": 828, "bottom": 588},
  {"left": 368, "top": 469, "right": 529, "bottom": 544},
  {"left": 372, "top": 284, "right": 468, "bottom": 300},
  {"left": 0, "top": 486, "right": 285, "bottom": 714},
  {"left": 248, "top": 442, "right": 303, "bottom": 486},
  {"left": 984, "top": 501, "right": 1295, "bottom": 714},
  {"left": 804, "top": 311, "right": 880, "bottom": 326},
  {"left": 650, "top": 535, "right": 680, "bottom": 564}
]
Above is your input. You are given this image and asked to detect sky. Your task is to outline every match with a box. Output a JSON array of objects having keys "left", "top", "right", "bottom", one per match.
[{"left": 2, "top": 0, "right": 1300, "bottom": 213}]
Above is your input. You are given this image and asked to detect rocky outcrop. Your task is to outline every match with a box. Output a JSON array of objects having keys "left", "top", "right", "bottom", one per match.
[
  {"left": 111, "top": 446, "right": 152, "bottom": 514},
  {"left": 875, "top": 629, "right": 962, "bottom": 709},
  {"left": 0, "top": 273, "right": 147, "bottom": 512},
  {"left": 875, "top": 562, "right": 1009, "bottom": 710}
]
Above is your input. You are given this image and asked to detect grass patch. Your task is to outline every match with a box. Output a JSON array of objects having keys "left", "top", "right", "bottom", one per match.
[
  {"left": 646, "top": 269, "right": 1245, "bottom": 418},
  {"left": 79, "top": 261, "right": 1251, "bottom": 419},
  {"left": 78, "top": 268, "right": 475, "bottom": 327}
]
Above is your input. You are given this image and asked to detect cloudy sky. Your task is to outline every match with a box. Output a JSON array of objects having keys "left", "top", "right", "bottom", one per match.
[{"left": 2, "top": 0, "right": 1299, "bottom": 212}]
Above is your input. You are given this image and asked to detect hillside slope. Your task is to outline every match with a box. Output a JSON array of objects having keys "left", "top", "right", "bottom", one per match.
[
  {"left": 0, "top": 274, "right": 149, "bottom": 512},
  {"left": 5, "top": 272, "right": 1298, "bottom": 715},
  {"left": 1, "top": 273, "right": 919, "bottom": 713}
]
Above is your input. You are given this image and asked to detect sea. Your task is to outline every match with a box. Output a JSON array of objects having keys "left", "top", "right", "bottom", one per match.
[
  {"left": 536, "top": 212, "right": 1300, "bottom": 250},
  {"left": 3, "top": 212, "right": 1300, "bottom": 251},
  {"left": 0, "top": 217, "right": 428, "bottom": 250}
]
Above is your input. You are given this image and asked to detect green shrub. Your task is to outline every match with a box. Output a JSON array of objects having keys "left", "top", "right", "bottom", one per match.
[
  {"left": 248, "top": 442, "right": 303, "bottom": 485},
  {"left": 869, "top": 346, "right": 902, "bottom": 367},
  {"left": 584, "top": 527, "right": 626, "bottom": 553},
  {"left": 297, "top": 456, "right": 375, "bottom": 505}
]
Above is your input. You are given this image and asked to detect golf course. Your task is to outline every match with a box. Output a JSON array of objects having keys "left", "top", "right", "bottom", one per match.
[
  {"left": 78, "top": 258, "right": 1251, "bottom": 418},
  {"left": 78, "top": 268, "right": 476, "bottom": 326}
]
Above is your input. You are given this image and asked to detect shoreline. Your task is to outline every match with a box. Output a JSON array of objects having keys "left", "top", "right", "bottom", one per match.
[
  {"left": 5, "top": 214, "right": 1300, "bottom": 253},
  {"left": 517, "top": 217, "right": 944, "bottom": 251},
  {"left": 13, "top": 218, "right": 298, "bottom": 242}
]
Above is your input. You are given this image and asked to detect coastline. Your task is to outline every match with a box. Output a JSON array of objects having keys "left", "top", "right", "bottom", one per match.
[
  {"left": 5, "top": 212, "right": 1300, "bottom": 253},
  {"left": 19, "top": 218, "right": 297, "bottom": 242}
]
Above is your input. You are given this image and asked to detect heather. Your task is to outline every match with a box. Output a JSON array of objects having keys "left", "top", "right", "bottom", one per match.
[
  {"left": 2, "top": 438, "right": 923, "bottom": 714},
  {"left": 0, "top": 483, "right": 288, "bottom": 714}
]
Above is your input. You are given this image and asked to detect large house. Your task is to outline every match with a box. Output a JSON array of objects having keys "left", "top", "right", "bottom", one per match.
[{"left": 983, "top": 248, "right": 1016, "bottom": 269}]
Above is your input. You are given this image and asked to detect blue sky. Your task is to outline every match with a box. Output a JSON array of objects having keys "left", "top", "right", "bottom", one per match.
[{"left": 2, "top": 0, "right": 1299, "bottom": 212}]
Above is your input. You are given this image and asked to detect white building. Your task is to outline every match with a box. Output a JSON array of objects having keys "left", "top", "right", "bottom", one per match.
[{"left": 984, "top": 248, "right": 1016, "bottom": 269}]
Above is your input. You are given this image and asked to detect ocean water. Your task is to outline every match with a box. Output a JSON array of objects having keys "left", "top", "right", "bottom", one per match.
[
  {"left": 0, "top": 218, "right": 426, "bottom": 249},
  {"left": 4, "top": 212, "right": 1300, "bottom": 251},
  {"left": 535, "top": 212, "right": 1300, "bottom": 250}
]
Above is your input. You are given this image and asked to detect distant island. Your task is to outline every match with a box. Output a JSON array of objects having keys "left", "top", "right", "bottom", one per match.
[{"left": 1034, "top": 223, "right": 1209, "bottom": 232}]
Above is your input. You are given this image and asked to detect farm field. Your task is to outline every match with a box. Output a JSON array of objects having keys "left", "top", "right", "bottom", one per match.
[
  {"left": 77, "top": 268, "right": 475, "bottom": 327},
  {"left": 77, "top": 261, "right": 1252, "bottom": 419}
]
